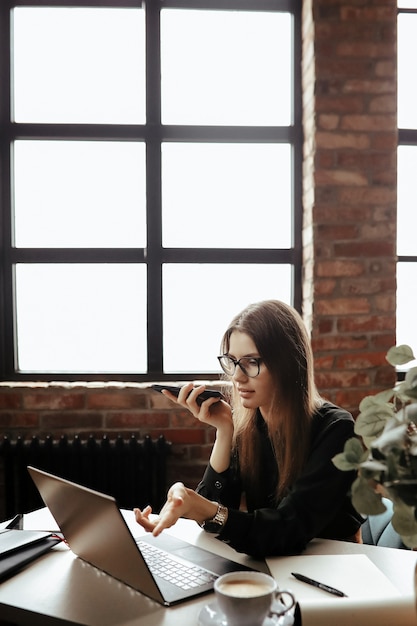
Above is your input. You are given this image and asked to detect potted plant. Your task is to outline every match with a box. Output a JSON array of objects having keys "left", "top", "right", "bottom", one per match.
[{"left": 332, "top": 344, "right": 417, "bottom": 548}]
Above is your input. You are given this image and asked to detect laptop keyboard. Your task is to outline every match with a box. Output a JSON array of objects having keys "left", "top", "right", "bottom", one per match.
[{"left": 137, "top": 540, "right": 218, "bottom": 590}]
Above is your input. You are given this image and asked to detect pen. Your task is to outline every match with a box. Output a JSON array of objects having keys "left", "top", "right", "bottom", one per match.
[{"left": 291, "top": 572, "right": 347, "bottom": 598}]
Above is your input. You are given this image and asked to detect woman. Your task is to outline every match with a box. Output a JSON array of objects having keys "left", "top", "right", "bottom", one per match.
[{"left": 135, "top": 300, "right": 362, "bottom": 557}]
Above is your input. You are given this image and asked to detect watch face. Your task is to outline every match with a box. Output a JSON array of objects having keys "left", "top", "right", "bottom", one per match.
[{"left": 202, "top": 521, "right": 222, "bottom": 534}]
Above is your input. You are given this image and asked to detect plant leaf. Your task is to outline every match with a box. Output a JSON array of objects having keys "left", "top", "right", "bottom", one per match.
[
  {"left": 358, "top": 393, "right": 394, "bottom": 413},
  {"left": 403, "top": 367, "right": 417, "bottom": 400},
  {"left": 386, "top": 344, "right": 415, "bottom": 366},
  {"left": 359, "top": 458, "right": 387, "bottom": 473},
  {"left": 351, "top": 477, "right": 387, "bottom": 515},
  {"left": 391, "top": 501, "right": 417, "bottom": 540},
  {"left": 371, "top": 423, "right": 408, "bottom": 457},
  {"left": 332, "top": 438, "right": 366, "bottom": 471},
  {"left": 399, "top": 533, "right": 417, "bottom": 549},
  {"left": 354, "top": 404, "right": 394, "bottom": 447}
]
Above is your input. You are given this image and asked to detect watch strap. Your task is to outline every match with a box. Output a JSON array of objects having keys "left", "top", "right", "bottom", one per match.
[{"left": 201, "top": 503, "right": 228, "bottom": 534}]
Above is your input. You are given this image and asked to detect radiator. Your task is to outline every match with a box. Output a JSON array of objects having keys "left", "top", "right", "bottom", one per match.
[{"left": 0, "top": 434, "right": 171, "bottom": 519}]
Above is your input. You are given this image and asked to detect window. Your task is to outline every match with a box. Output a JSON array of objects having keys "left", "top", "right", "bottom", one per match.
[
  {"left": 397, "top": 1, "right": 417, "bottom": 352},
  {"left": 0, "top": 0, "right": 302, "bottom": 381}
]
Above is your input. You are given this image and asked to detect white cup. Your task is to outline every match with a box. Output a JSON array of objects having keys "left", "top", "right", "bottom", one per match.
[{"left": 214, "top": 571, "right": 295, "bottom": 626}]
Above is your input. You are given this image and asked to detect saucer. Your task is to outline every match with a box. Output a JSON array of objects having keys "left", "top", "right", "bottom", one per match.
[{"left": 197, "top": 601, "right": 295, "bottom": 626}]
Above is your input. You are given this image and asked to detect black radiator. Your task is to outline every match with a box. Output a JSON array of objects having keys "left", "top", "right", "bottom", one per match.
[{"left": 0, "top": 434, "right": 171, "bottom": 518}]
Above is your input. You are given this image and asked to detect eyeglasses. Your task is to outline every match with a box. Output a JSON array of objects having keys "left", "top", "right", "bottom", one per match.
[{"left": 217, "top": 355, "right": 262, "bottom": 378}]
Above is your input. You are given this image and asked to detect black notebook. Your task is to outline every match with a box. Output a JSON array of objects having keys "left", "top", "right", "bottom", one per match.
[{"left": 0, "top": 529, "right": 61, "bottom": 581}]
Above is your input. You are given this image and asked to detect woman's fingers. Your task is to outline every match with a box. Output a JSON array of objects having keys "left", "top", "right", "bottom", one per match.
[{"left": 134, "top": 506, "right": 157, "bottom": 532}]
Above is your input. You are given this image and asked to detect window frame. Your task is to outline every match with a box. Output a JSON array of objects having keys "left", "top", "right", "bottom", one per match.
[{"left": 0, "top": 0, "right": 303, "bottom": 381}]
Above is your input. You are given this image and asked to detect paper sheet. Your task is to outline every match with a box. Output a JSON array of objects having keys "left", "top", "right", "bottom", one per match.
[{"left": 266, "top": 554, "right": 416, "bottom": 626}]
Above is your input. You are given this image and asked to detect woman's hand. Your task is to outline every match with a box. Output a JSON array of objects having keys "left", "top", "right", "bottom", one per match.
[
  {"left": 162, "top": 382, "right": 233, "bottom": 432},
  {"left": 161, "top": 383, "right": 234, "bottom": 475},
  {"left": 134, "top": 482, "right": 218, "bottom": 537}
]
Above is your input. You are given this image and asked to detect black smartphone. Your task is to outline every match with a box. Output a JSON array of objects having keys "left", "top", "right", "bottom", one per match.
[{"left": 151, "top": 384, "right": 225, "bottom": 406}]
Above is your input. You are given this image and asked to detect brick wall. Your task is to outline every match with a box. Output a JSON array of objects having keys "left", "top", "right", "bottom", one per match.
[
  {"left": 303, "top": 0, "right": 398, "bottom": 411},
  {"left": 0, "top": 0, "right": 399, "bottom": 519},
  {"left": 0, "top": 382, "right": 221, "bottom": 519}
]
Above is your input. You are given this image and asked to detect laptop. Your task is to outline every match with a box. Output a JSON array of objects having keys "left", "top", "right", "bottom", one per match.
[{"left": 27, "top": 466, "right": 254, "bottom": 606}]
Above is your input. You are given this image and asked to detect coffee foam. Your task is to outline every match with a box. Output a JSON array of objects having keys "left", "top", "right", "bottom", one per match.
[{"left": 217, "top": 579, "right": 272, "bottom": 598}]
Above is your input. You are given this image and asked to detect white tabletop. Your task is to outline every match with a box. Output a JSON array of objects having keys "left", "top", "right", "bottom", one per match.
[{"left": 0, "top": 509, "right": 416, "bottom": 626}]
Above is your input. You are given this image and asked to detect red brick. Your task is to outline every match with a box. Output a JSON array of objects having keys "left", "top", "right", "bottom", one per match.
[
  {"left": 339, "top": 277, "right": 395, "bottom": 296},
  {"left": 335, "top": 352, "right": 387, "bottom": 370},
  {"left": 369, "top": 95, "right": 396, "bottom": 113},
  {"left": 337, "top": 315, "right": 395, "bottom": 333},
  {"left": 336, "top": 42, "right": 394, "bottom": 58},
  {"left": 41, "top": 412, "right": 104, "bottom": 430},
  {"left": 374, "top": 293, "right": 396, "bottom": 313},
  {"left": 334, "top": 388, "right": 371, "bottom": 415},
  {"left": 375, "top": 366, "right": 397, "bottom": 387},
  {"left": 106, "top": 412, "right": 170, "bottom": 429},
  {"left": 315, "top": 297, "right": 371, "bottom": 315},
  {"left": 370, "top": 132, "right": 397, "bottom": 151},
  {"left": 190, "top": 444, "right": 213, "bottom": 462},
  {"left": 345, "top": 79, "right": 395, "bottom": 95},
  {"left": 160, "top": 429, "right": 207, "bottom": 445},
  {"left": 86, "top": 391, "right": 146, "bottom": 410},
  {"left": 312, "top": 336, "right": 369, "bottom": 352},
  {"left": 359, "top": 222, "right": 395, "bottom": 240},
  {"left": 316, "top": 131, "right": 370, "bottom": 150},
  {"left": 315, "top": 279, "right": 337, "bottom": 296},
  {"left": 341, "top": 114, "right": 396, "bottom": 132},
  {"left": 23, "top": 392, "right": 85, "bottom": 411},
  {"left": 316, "top": 224, "right": 359, "bottom": 240},
  {"left": 340, "top": 6, "right": 395, "bottom": 22},
  {"left": 317, "top": 319, "right": 335, "bottom": 334},
  {"left": 314, "top": 205, "right": 372, "bottom": 223},
  {"left": 314, "top": 355, "right": 335, "bottom": 370},
  {"left": 334, "top": 241, "right": 394, "bottom": 257},
  {"left": 0, "top": 393, "right": 21, "bottom": 410},
  {"left": 315, "top": 370, "right": 371, "bottom": 389},
  {"left": 315, "top": 95, "right": 364, "bottom": 114},
  {"left": 316, "top": 259, "right": 365, "bottom": 277},
  {"left": 0, "top": 412, "right": 40, "bottom": 429},
  {"left": 372, "top": 334, "right": 397, "bottom": 350},
  {"left": 318, "top": 114, "right": 340, "bottom": 131},
  {"left": 169, "top": 412, "right": 209, "bottom": 429}
]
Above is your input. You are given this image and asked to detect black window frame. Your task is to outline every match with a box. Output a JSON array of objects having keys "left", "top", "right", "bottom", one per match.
[{"left": 0, "top": 0, "right": 303, "bottom": 382}]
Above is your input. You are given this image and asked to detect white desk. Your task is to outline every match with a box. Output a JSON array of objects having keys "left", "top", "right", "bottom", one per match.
[{"left": 0, "top": 509, "right": 416, "bottom": 626}]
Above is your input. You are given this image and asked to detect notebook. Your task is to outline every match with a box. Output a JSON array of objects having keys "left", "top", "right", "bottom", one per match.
[
  {"left": 0, "top": 528, "right": 61, "bottom": 581},
  {"left": 27, "top": 465, "right": 254, "bottom": 606}
]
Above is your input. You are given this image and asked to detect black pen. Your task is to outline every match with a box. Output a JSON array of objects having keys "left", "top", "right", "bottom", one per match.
[{"left": 291, "top": 572, "right": 347, "bottom": 598}]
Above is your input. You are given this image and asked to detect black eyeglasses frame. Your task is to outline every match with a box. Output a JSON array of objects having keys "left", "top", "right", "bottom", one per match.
[{"left": 217, "top": 355, "right": 262, "bottom": 378}]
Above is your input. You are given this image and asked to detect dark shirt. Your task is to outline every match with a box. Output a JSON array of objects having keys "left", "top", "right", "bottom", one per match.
[{"left": 196, "top": 402, "right": 362, "bottom": 558}]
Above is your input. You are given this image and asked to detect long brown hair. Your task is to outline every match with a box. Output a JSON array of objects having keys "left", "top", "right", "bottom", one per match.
[{"left": 220, "top": 300, "right": 322, "bottom": 501}]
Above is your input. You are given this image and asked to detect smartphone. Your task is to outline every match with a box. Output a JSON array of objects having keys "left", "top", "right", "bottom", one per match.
[{"left": 151, "top": 384, "right": 225, "bottom": 406}]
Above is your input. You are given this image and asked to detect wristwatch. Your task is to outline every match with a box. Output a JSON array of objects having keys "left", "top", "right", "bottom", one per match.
[{"left": 201, "top": 503, "right": 229, "bottom": 534}]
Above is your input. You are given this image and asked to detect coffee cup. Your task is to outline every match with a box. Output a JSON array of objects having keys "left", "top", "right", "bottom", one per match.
[{"left": 214, "top": 571, "right": 295, "bottom": 626}]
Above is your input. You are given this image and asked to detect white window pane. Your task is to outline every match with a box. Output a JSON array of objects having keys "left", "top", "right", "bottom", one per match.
[
  {"left": 161, "top": 9, "right": 292, "bottom": 126},
  {"left": 162, "top": 143, "right": 292, "bottom": 248},
  {"left": 397, "top": 146, "right": 417, "bottom": 256},
  {"left": 13, "top": 7, "right": 145, "bottom": 124},
  {"left": 397, "top": 263, "right": 417, "bottom": 353},
  {"left": 398, "top": 14, "right": 417, "bottom": 129},
  {"left": 15, "top": 264, "right": 147, "bottom": 373},
  {"left": 14, "top": 141, "right": 146, "bottom": 248},
  {"left": 163, "top": 264, "right": 292, "bottom": 373},
  {"left": 398, "top": 1, "right": 417, "bottom": 8}
]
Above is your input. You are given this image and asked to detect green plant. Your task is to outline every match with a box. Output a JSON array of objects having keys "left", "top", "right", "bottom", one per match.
[{"left": 332, "top": 345, "right": 417, "bottom": 548}]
